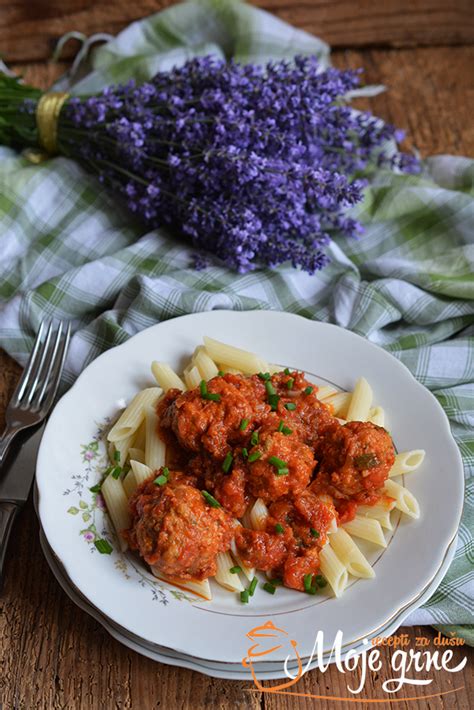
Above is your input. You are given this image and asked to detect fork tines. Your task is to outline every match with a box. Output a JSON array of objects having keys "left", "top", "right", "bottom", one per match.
[{"left": 13, "top": 320, "right": 71, "bottom": 413}]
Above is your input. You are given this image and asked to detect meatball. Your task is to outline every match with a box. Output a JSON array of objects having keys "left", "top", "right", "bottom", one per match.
[
  {"left": 160, "top": 373, "right": 270, "bottom": 458},
  {"left": 125, "top": 474, "right": 233, "bottom": 580},
  {"left": 247, "top": 429, "right": 315, "bottom": 502},
  {"left": 189, "top": 452, "right": 249, "bottom": 518},
  {"left": 269, "top": 371, "right": 337, "bottom": 449},
  {"left": 315, "top": 421, "right": 395, "bottom": 502},
  {"left": 234, "top": 527, "right": 287, "bottom": 571}
]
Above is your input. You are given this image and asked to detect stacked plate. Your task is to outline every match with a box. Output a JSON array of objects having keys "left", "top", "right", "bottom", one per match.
[{"left": 35, "top": 312, "right": 464, "bottom": 680}]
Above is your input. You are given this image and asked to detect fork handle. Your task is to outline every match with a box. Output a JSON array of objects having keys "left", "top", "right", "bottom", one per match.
[
  {"left": 0, "top": 427, "right": 22, "bottom": 466},
  {"left": 0, "top": 501, "right": 20, "bottom": 591}
]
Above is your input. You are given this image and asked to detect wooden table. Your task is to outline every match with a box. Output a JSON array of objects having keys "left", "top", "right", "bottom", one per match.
[{"left": 0, "top": 1, "right": 473, "bottom": 707}]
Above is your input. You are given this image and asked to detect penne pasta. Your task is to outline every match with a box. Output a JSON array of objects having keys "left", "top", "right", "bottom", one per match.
[
  {"left": 249, "top": 498, "right": 269, "bottom": 531},
  {"left": 130, "top": 459, "right": 154, "bottom": 486},
  {"left": 346, "top": 377, "right": 373, "bottom": 422},
  {"left": 329, "top": 528, "right": 375, "bottom": 579},
  {"left": 101, "top": 475, "right": 131, "bottom": 551},
  {"left": 132, "top": 419, "right": 147, "bottom": 451},
  {"left": 183, "top": 365, "right": 202, "bottom": 390},
  {"left": 389, "top": 449, "right": 426, "bottom": 477},
  {"left": 324, "top": 391, "right": 351, "bottom": 418},
  {"left": 215, "top": 551, "right": 245, "bottom": 592},
  {"left": 192, "top": 346, "right": 219, "bottom": 381},
  {"left": 203, "top": 336, "right": 268, "bottom": 375},
  {"left": 151, "top": 567, "right": 212, "bottom": 601},
  {"left": 384, "top": 479, "right": 420, "bottom": 519},
  {"left": 316, "top": 385, "right": 338, "bottom": 401},
  {"left": 240, "top": 508, "right": 252, "bottom": 529},
  {"left": 122, "top": 468, "right": 139, "bottom": 498},
  {"left": 342, "top": 515, "right": 387, "bottom": 547},
  {"left": 356, "top": 498, "right": 396, "bottom": 530},
  {"left": 319, "top": 544, "right": 348, "bottom": 597},
  {"left": 145, "top": 406, "right": 166, "bottom": 471},
  {"left": 230, "top": 521, "right": 255, "bottom": 581},
  {"left": 109, "top": 433, "right": 134, "bottom": 467},
  {"left": 107, "top": 387, "right": 162, "bottom": 442},
  {"left": 151, "top": 361, "right": 185, "bottom": 391},
  {"left": 128, "top": 447, "right": 145, "bottom": 464},
  {"left": 368, "top": 406, "right": 385, "bottom": 427}
]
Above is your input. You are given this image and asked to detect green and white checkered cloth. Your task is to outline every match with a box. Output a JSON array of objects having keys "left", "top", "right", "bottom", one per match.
[{"left": 0, "top": 0, "right": 472, "bottom": 640}]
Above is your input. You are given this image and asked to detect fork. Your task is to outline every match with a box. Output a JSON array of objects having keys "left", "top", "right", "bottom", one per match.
[{"left": 0, "top": 320, "right": 71, "bottom": 465}]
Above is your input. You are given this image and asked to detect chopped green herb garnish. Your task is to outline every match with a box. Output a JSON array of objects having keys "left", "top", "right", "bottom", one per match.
[
  {"left": 265, "top": 381, "right": 276, "bottom": 396},
  {"left": 94, "top": 539, "right": 113, "bottom": 555},
  {"left": 154, "top": 466, "right": 170, "bottom": 486},
  {"left": 240, "top": 418, "right": 250, "bottom": 431},
  {"left": 303, "top": 573, "right": 313, "bottom": 593},
  {"left": 248, "top": 451, "right": 262, "bottom": 463},
  {"left": 202, "top": 392, "right": 220, "bottom": 402},
  {"left": 282, "top": 425, "right": 293, "bottom": 435},
  {"left": 240, "top": 590, "right": 249, "bottom": 603},
  {"left": 250, "top": 431, "right": 259, "bottom": 446},
  {"left": 111, "top": 466, "right": 122, "bottom": 479},
  {"left": 89, "top": 483, "right": 101, "bottom": 493},
  {"left": 268, "top": 394, "right": 280, "bottom": 411},
  {"left": 258, "top": 372, "right": 271, "bottom": 381},
  {"left": 217, "top": 370, "right": 225, "bottom": 376},
  {"left": 202, "top": 490, "right": 221, "bottom": 508},
  {"left": 242, "top": 447, "right": 248, "bottom": 459},
  {"left": 304, "top": 386, "right": 314, "bottom": 395},
  {"left": 277, "top": 420, "right": 284, "bottom": 432},
  {"left": 263, "top": 582, "right": 276, "bottom": 595},
  {"left": 269, "top": 578, "right": 283, "bottom": 586},
  {"left": 310, "top": 528, "right": 320, "bottom": 538},
  {"left": 200, "top": 379, "right": 208, "bottom": 396},
  {"left": 284, "top": 368, "right": 291, "bottom": 375},
  {"left": 354, "top": 453, "right": 379, "bottom": 470},
  {"left": 275, "top": 467, "right": 289, "bottom": 476},
  {"left": 230, "top": 566, "right": 242, "bottom": 574},
  {"left": 268, "top": 455, "right": 288, "bottom": 469},
  {"left": 113, "top": 450, "right": 121, "bottom": 462},
  {"left": 275, "top": 523, "right": 284, "bottom": 534},
  {"left": 285, "top": 402, "right": 297, "bottom": 411},
  {"left": 315, "top": 575, "right": 327, "bottom": 588},
  {"left": 286, "top": 378, "right": 294, "bottom": 390},
  {"left": 248, "top": 577, "right": 258, "bottom": 596},
  {"left": 222, "top": 452, "right": 233, "bottom": 474}
]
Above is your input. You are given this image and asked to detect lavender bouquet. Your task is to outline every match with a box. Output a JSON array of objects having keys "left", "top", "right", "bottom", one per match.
[{"left": 0, "top": 56, "right": 417, "bottom": 273}]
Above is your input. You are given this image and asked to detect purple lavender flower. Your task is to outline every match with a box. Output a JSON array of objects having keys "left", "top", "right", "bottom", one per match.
[{"left": 54, "top": 55, "right": 419, "bottom": 274}]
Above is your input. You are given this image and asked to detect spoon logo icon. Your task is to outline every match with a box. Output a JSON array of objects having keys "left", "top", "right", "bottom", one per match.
[{"left": 242, "top": 620, "right": 303, "bottom": 691}]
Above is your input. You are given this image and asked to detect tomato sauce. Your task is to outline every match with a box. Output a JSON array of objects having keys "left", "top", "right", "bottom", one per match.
[{"left": 126, "top": 371, "right": 395, "bottom": 592}]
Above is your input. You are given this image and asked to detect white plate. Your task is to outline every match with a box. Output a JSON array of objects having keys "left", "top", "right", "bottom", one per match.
[
  {"left": 37, "top": 516, "right": 457, "bottom": 679},
  {"left": 36, "top": 311, "right": 464, "bottom": 664}
]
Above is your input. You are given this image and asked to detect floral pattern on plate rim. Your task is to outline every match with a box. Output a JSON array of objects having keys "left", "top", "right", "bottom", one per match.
[{"left": 63, "top": 418, "right": 195, "bottom": 604}]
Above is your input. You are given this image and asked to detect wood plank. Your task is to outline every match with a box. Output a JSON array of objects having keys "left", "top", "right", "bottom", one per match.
[
  {"left": 332, "top": 46, "right": 474, "bottom": 157},
  {"left": 1, "top": 0, "right": 473, "bottom": 64}
]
